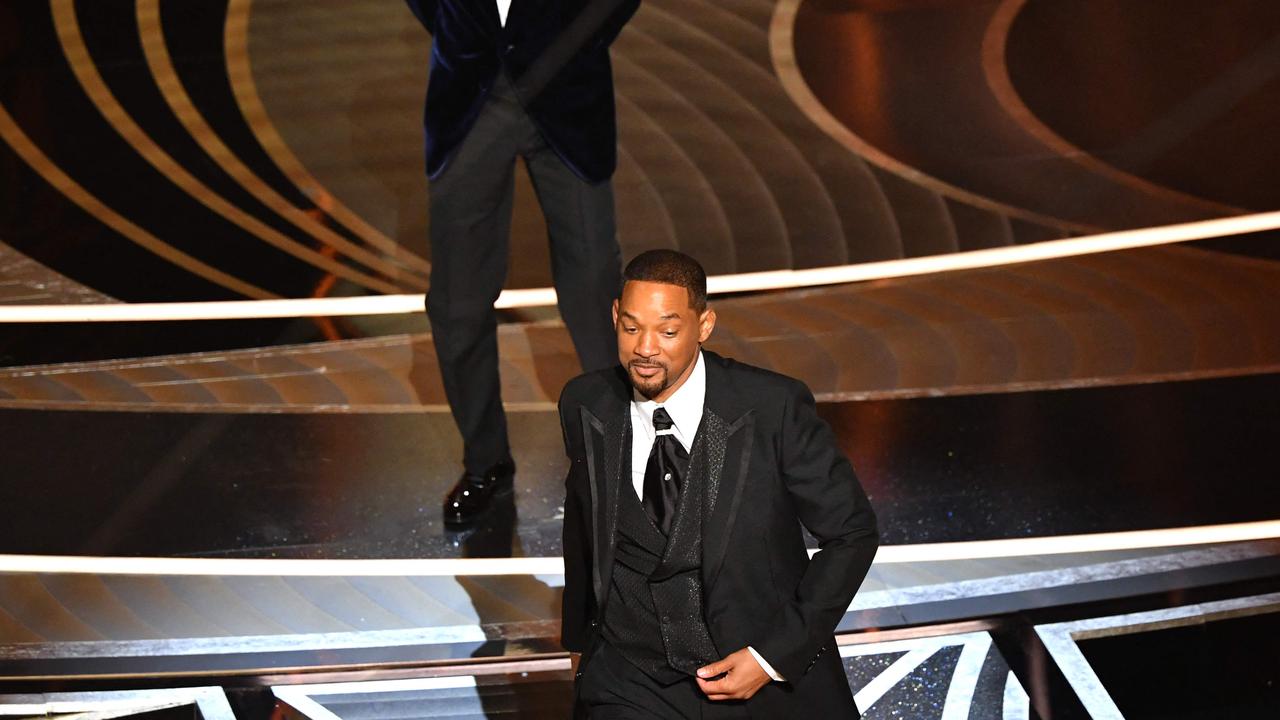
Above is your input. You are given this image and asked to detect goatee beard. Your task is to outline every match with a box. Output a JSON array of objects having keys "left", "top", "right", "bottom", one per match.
[{"left": 628, "top": 362, "right": 667, "bottom": 399}]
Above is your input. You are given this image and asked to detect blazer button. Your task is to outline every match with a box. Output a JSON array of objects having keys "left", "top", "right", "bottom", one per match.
[{"left": 505, "top": 43, "right": 515, "bottom": 53}]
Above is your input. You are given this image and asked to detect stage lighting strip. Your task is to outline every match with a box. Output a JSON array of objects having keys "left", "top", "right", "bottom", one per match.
[
  {"left": 0, "top": 688, "right": 237, "bottom": 720},
  {"left": 0, "top": 519, "right": 1275, "bottom": 577},
  {"left": 274, "top": 677, "right": 478, "bottom": 720},
  {"left": 3, "top": 210, "right": 1280, "bottom": 323}
]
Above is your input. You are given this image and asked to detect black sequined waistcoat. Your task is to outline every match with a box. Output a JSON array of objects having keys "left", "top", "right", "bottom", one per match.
[{"left": 602, "top": 426, "right": 719, "bottom": 684}]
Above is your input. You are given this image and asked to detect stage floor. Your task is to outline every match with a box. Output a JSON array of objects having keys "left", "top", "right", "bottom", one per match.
[{"left": 3, "top": 0, "right": 1280, "bottom": 717}]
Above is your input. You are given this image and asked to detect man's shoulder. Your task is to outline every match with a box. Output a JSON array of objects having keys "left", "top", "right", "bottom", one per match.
[
  {"left": 704, "top": 350, "right": 809, "bottom": 398},
  {"left": 559, "top": 365, "right": 627, "bottom": 410}
]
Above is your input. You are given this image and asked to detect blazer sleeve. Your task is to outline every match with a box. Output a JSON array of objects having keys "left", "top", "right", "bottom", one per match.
[
  {"left": 754, "top": 380, "right": 879, "bottom": 680},
  {"left": 559, "top": 389, "right": 595, "bottom": 652},
  {"left": 403, "top": 0, "right": 437, "bottom": 34},
  {"left": 590, "top": 0, "right": 641, "bottom": 52}
]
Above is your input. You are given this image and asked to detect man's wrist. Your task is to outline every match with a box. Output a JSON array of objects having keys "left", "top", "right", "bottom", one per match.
[{"left": 746, "top": 646, "right": 784, "bottom": 682}]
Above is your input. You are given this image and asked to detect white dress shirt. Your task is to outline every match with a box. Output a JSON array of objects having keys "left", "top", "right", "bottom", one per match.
[
  {"left": 628, "top": 351, "right": 704, "bottom": 499},
  {"left": 628, "top": 351, "right": 784, "bottom": 682},
  {"left": 496, "top": 0, "right": 512, "bottom": 25}
]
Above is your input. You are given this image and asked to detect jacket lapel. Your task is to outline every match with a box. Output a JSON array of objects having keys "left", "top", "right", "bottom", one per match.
[
  {"left": 457, "top": 0, "right": 501, "bottom": 30},
  {"left": 700, "top": 352, "right": 754, "bottom": 587},
  {"left": 581, "top": 354, "right": 752, "bottom": 602},
  {"left": 650, "top": 423, "right": 708, "bottom": 579},
  {"left": 580, "top": 370, "right": 630, "bottom": 610}
]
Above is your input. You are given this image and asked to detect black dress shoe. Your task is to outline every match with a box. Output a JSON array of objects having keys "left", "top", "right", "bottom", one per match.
[{"left": 443, "top": 461, "right": 515, "bottom": 527}]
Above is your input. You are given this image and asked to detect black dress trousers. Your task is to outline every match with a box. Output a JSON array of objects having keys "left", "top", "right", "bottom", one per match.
[
  {"left": 427, "top": 73, "right": 622, "bottom": 475},
  {"left": 577, "top": 638, "right": 751, "bottom": 720}
]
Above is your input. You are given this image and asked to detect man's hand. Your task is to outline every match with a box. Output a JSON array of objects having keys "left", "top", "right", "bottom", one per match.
[{"left": 695, "top": 648, "right": 771, "bottom": 701}]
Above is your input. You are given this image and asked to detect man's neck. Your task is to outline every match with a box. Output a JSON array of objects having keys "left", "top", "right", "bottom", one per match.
[{"left": 646, "top": 348, "right": 702, "bottom": 404}]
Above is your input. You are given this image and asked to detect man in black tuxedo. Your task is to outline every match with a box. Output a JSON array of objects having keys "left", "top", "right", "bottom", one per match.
[
  {"left": 404, "top": 0, "right": 640, "bottom": 525},
  {"left": 559, "top": 250, "right": 880, "bottom": 718}
]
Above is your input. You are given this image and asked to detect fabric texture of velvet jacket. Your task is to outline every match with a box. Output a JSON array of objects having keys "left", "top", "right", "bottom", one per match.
[
  {"left": 403, "top": 0, "right": 639, "bottom": 182},
  {"left": 559, "top": 351, "right": 881, "bottom": 717}
]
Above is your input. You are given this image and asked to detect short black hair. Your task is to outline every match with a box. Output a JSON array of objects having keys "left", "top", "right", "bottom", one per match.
[{"left": 622, "top": 250, "right": 708, "bottom": 312}]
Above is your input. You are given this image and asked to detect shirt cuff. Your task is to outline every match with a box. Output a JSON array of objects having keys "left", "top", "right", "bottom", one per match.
[{"left": 747, "top": 646, "right": 785, "bottom": 682}]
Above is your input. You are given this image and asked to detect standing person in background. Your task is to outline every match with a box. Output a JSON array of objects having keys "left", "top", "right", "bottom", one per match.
[
  {"left": 559, "top": 250, "right": 880, "bottom": 718},
  {"left": 403, "top": 0, "right": 640, "bottom": 526}
]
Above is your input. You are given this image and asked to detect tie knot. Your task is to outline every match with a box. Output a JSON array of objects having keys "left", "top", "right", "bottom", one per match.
[{"left": 652, "top": 406, "right": 675, "bottom": 432}]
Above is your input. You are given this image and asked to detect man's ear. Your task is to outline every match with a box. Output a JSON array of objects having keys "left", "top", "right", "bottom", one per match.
[
  {"left": 611, "top": 299, "right": 620, "bottom": 327},
  {"left": 698, "top": 308, "right": 716, "bottom": 343}
]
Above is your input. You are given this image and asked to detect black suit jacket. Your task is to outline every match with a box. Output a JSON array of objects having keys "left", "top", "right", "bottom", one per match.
[
  {"left": 404, "top": 0, "right": 638, "bottom": 182},
  {"left": 559, "top": 351, "right": 880, "bottom": 716}
]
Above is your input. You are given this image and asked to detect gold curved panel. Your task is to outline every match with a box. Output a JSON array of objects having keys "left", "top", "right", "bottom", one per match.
[
  {"left": 980, "top": 0, "right": 1245, "bottom": 219},
  {"left": 50, "top": 0, "right": 402, "bottom": 295},
  {"left": 0, "top": 101, "right": 273, "bottom": 299},
  {"left": 223, "top": 0, "right": 431, "bottom": 276},
  {"left": 767, "top": 0, "right": 1093, "bottom": 234},
  {"left": 135, "top": 0, "right": 427, "bottom": 291}
]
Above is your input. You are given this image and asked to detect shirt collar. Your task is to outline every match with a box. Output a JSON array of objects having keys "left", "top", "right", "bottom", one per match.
[{"left": 632, "top": 350, "right": 706, "bottom": 440}]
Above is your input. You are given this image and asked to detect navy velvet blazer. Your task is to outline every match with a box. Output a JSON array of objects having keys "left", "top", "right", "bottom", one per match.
[{"left": 404, "top": 0, "right": 639, "bottom": 183}]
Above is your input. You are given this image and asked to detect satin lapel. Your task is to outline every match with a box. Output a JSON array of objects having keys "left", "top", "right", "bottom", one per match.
[
  {"left": 700, "top": 353, "right": 754, "bottom": 587},
  {"left": 456, "top": 0, "right": 501, "bottom": 30},
  {"left": 579, "top": 399, "right": 628, "bottom": 609}
]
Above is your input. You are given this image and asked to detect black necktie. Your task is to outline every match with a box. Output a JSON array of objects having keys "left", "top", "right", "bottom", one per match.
[{"left": 643, "top": 407, "right": 687, "bottom": 536}]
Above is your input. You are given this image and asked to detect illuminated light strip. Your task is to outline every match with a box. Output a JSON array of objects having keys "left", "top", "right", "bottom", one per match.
[
  {"left": 0, "top": 292, "right": 499, "bottom": 322},
  {"left": 274, "top": 677, "right": 478, "bottom": 720},
  {"left": 875, "top": 520, "right": 1280, "bottom": 563},
  {"left": 278, "top": 676, "right": 478, "bottom": 696},
  {"left": 704, "top": 208, "right": 1280, "bottom": 293},
  {"left": 0, "top": 689, "right": 235, "bottom": 720},
  {"left": 3, "top": 209, "right": 1280, "bottom": 323},
  {"left": 1, "top": 519, "right": 1276, "bottom": 577}
]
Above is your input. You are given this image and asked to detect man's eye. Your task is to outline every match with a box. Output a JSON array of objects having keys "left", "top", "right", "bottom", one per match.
[
  {"left": 624, "top": 326, "right": 637, "bottom": 333},
  {"left": 662, "top": 331, "right": 677, "bottom": 338}
]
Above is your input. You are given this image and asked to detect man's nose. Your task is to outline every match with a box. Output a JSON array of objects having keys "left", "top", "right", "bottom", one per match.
[{"left": 634, "top": 332, "right": 659, "bottom": 357}]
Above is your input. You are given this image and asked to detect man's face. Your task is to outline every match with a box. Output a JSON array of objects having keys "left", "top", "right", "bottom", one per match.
[{"left": 613, "top": 280, "right": 716, "bottom": 402}]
